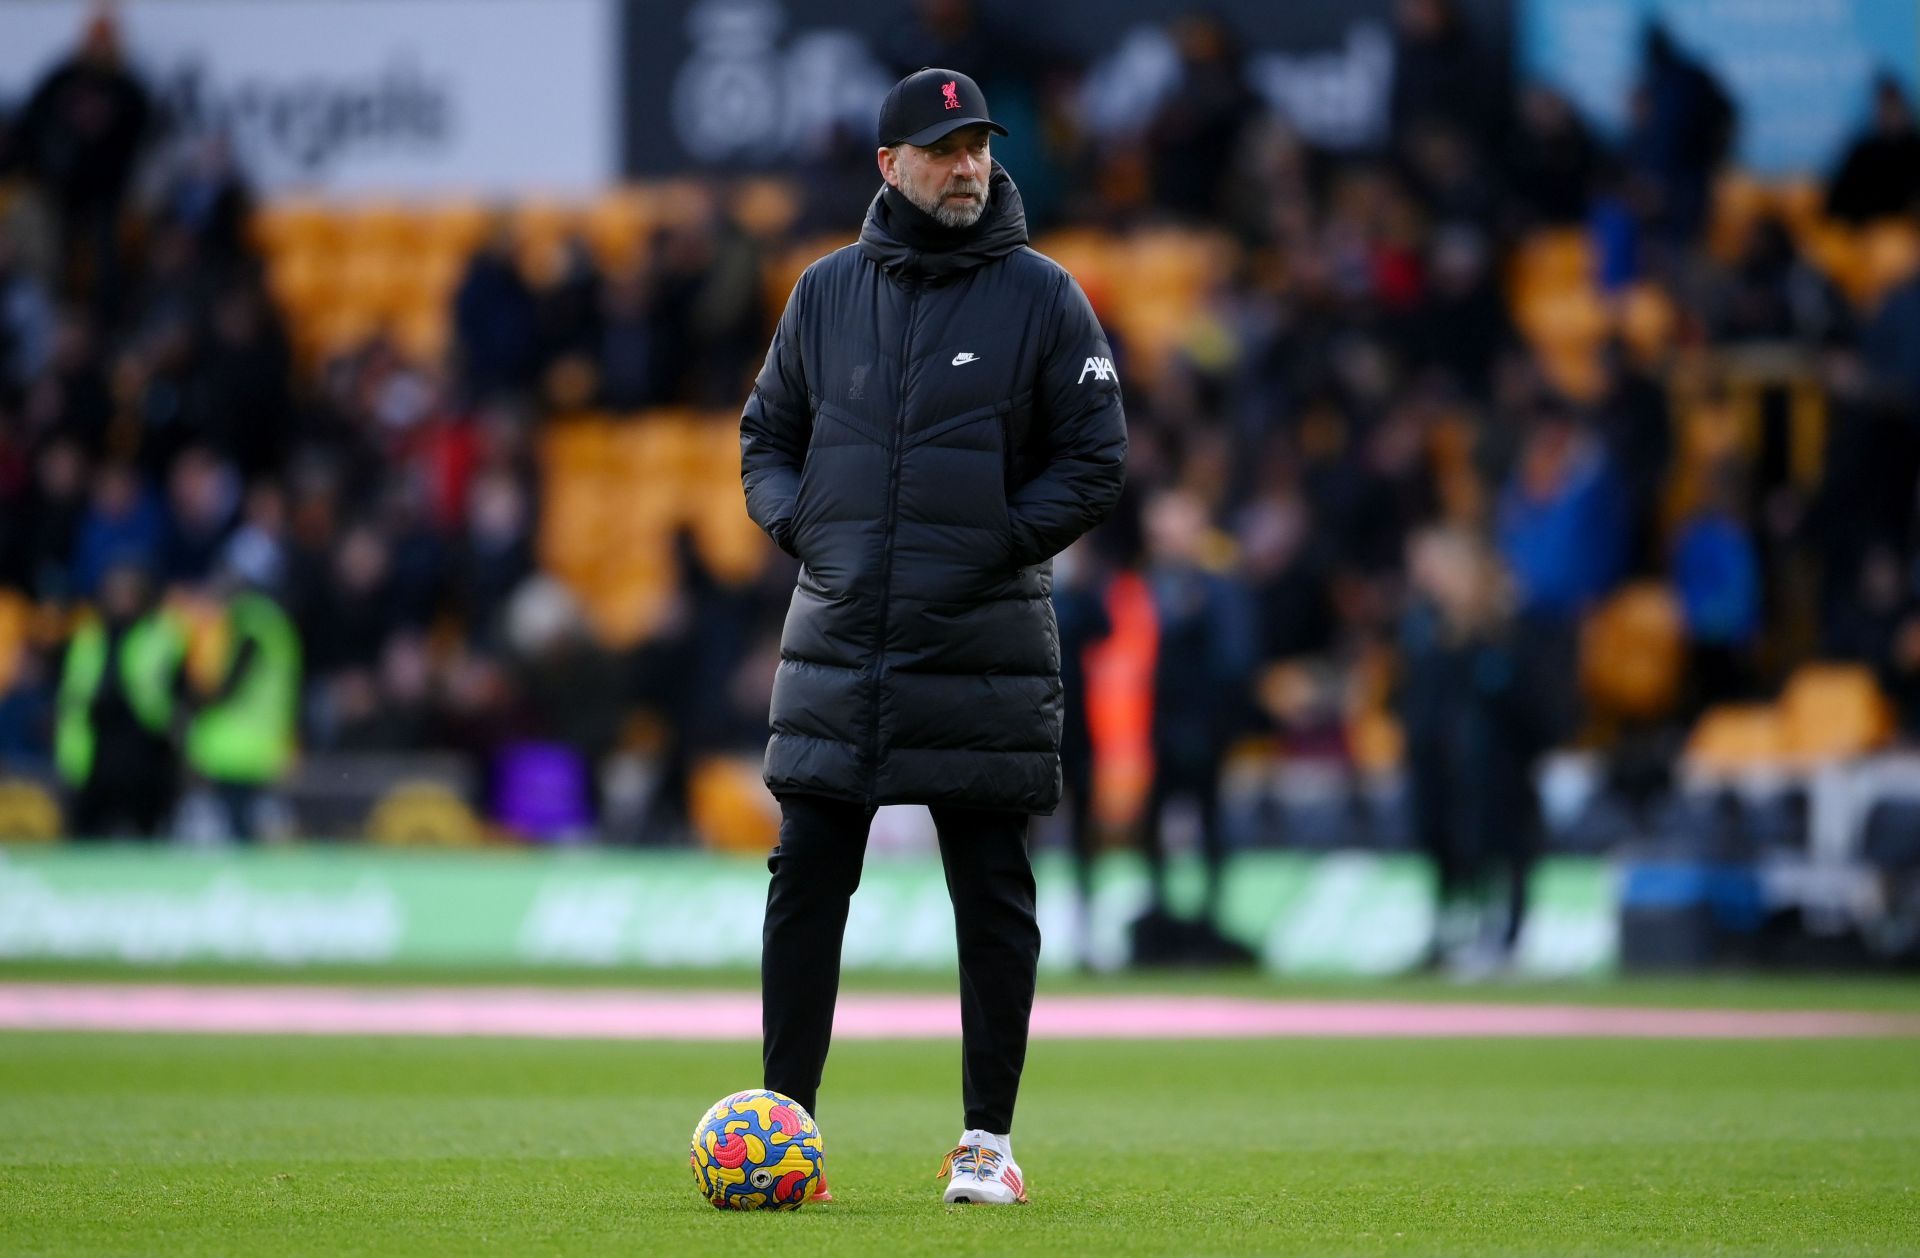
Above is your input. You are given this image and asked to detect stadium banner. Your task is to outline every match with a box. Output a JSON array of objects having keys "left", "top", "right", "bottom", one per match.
[
  {"left": 1519, "top": 0, "right": 1920, "bottom": 176},
  {"left": 623, "top": 0, "right": 1509, "bottom": 174},
  {"left": 0, "top": 0, "right": 620, "bottom": 196},
  {"left": 0, "top": 847, "right": 1617, "bottom": 976}
]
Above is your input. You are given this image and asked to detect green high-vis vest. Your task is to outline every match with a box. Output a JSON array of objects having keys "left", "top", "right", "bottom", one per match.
[
  {"left": 187, "top": 592, "right": 302, "bottom": 785},
  {"left": 55, "top": 610, "right": 189, "bottom": 786}
]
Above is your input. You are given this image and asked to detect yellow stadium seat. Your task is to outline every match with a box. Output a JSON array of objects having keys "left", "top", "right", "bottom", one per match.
[
  {"left": 249, "top": 199, "right": 340, "bottom": 257},
  {"left": 1615, "top": 282, "right": 1677, "bottom": 364},
  {"left": 580, "top": 186, "right": 654, "bottom": 272},
  {"left": 1684, "top": 703, "right": 1789, "bottom": 773},
  {"left": 264, "top": 248, "right": 339, "bottom": 320},
  {"left": 512, "top": 198, "right": 579, "bottom": 245},
  {"left": 338, "top": 202, "right": 422, "bottom": 256},
  {"left": 1859, "top": 220, "right": 1920, "bottom": 311},
  {"left": 1031, "top": 228, "right": 1116, "bottom": 292},
  {"left": 1508, "top": 228, "right": 1594, "bottom": 296},
  {"left": 1706, "top": 171, "right": 1770, "bottom": 263},
  {"left": 1780, "top": 663, "right": 1893, "bottom": 763},
  {"left": 306, "top": 305, "right": 383, "bottom": 361},
  {"left": 1347, "top": 708, "right": 1404, "bottom": 774},
  {"left": 391, "top": 309, "right": 451, "bottom": 363},
  {"left": 1803, "top": 222, "right": 1868, "bottom": 304},
  {"left": 0, "top": 589, "right": 28, "bottom": 693},
  {"left": 1772, "top": 179, "right": 1826, "bottom": 237},
  {"left": 418, "top": 200, "right": 492, "bottom": 258},
  {"left": 0, "top": 777, "right": 61, "bottom": 843},
  {"left": 732, "top": 177, "right": 800, "bottom": 241},
  {"left": 336, "top": 247, "right": 413, "bottom": 319},
  {"left": 1580, "top": 582, "right": 1685, "bottom": 721},
  {"left": 690, "top": 755, "right": 780, "bottom": 853}
]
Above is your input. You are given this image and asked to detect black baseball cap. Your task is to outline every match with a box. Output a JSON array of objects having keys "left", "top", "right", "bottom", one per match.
[{"left": 876, "top": 67, "right": 1009, "bottom": 148}]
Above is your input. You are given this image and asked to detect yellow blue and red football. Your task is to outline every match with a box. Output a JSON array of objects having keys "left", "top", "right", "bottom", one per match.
[{"left": 689, "top": 1089, "right": 825, "bottom": 1210}]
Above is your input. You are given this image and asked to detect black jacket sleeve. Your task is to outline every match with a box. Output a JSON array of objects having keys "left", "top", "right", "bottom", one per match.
[
  {"left": 739, "top": 271, "right": 813, "bottom": 559},
  {"left": 1007, "top": 273, "right": 1128, "bottom": 567}
]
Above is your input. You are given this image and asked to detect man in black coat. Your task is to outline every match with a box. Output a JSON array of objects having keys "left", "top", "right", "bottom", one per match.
[{"left": 740, "top": 68, "right": 1126, "bottom": 1206}]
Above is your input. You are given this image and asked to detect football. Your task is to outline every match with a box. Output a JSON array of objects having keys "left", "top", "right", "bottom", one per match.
[{"left": 689, "top": 1089, "right": 826, "bottom": 1210}]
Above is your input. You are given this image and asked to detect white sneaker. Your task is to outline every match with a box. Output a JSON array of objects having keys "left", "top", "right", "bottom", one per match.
[{"left": 937, "top": 1131, "right": 1028, "bottom": 1205}]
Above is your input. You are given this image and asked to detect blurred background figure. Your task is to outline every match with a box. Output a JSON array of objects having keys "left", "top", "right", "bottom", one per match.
[
  {"left": 1625, "top": 24, "right": 1737, "bottom": 254},
  {"left": 9, "top": 9, "right": 151, "bottom": 315},
  {"left": 1051, "top": 539, "right": 1111, "bottom": 968},
  {"left": 183, "top": 561, "right": 301, "bottom": 842},
  {"left": 1398, "top": 526, "right": 1554, "bottom": 977},
  {"left": 1827, "top": 75, "right": 1920, "bottom": 225},
  {"left": 56, "top": 557, "right": 185, "bottom": 837},
  {"left": 1131, "top": 489, "right": 1256, "bottom": 966}
]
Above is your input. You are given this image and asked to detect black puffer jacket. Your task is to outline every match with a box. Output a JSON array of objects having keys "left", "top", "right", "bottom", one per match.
[{"left": 740, "top": 163, "right": 1127, "bottom": 813}]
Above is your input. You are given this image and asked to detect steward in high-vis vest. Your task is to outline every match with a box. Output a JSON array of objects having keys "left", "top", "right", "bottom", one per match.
[
  {"left": 186, "top": 588, "right": 300, "bottom": 840},
  {"left": 57, "top": 561, "right": 188, "bottom": 837}
]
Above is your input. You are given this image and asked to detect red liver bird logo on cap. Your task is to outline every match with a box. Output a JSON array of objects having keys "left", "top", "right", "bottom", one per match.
[{"left": 942, "top": 80, "right": 960, "bottom": 109}]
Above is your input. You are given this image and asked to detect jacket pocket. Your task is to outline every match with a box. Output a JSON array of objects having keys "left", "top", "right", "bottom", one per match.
[
  {"left": 995, "top": 399, "right": 1024, "bottom": 568},
  {"left": 786, "top": 403, "right": 825, "bottom": 553}
]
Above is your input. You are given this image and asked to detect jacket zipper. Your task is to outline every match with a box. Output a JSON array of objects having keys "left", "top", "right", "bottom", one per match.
[{"left": 865, "top": 276, "right": 920, "bottom": 803}]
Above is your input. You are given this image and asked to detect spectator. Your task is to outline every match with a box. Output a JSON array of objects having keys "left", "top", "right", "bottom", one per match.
[
  {"left": 596, "top": 264, "right": 659, "bottom": 409},
  {"left": 194, "top": 280, "right": 294, "bottom": 480},
  {"left": 0, "top": 642, "right": 56, "bottom": 769},
  {"left": 1827, "top": 74, "right": 1920, "bottom": 224},
  {"left": 500, "top": 575, "right": 625, "bottom": 839},
  {"left": 1144, "top": 13, "right": 1262, "bottom": 223},
  {"left": 21, "top": 309, "right": 111, "bottom": 456},
  {"left": 305, "top": 524, "right": 397, "bottom": 682},
  {"left": 1506, "top": 84, "right": 1602, "bottom": 228},
  {"left": 1410, "top": 224, "right": 1511, "bottom": 395},
  {"left": 453, "top": 222, "right": 542, "bottom": 400},
  {"left": 376, "top": 477, "right": 450, "bottom": 634},
  {"left": 158, "top": 133, "right": 253, "bottom": 268},
  {"left": 1134, "top": 490, "right": 1257, "bottom": 943},
  {"left": 647, "top": 203, "right": 766, "bottom": 407},
  {"left": 1496, "top": 411, "right": 1628, "bottom": 620},
  {"left": 1051, "top": 540, "right": 1111, "bottom": 965},
  {"left": 1670, "top": 466, "right": 1762, "bottom": 711},
  {"left": 883, "top": 0, "right": 1014, "bottom": 86},
  {"left": 1389, "top": 0, "right": 1502, "bottom": 162},
  {"left": 1705, "top": 216, "right": 1843, "bottom": 346},
  {"left": 1625, "top": 25, "right": 1736, "bottom": 250},
  {"left": 1862, "top": 263, "right": 1920, "bottom": 405},
  {"left": 1398, "top": 525, "right": 1555, "bottom": 975},
  {"left": 12, "top": 10, "right": 152, "bottom": 313},
  {"left": 455, "top": 467, "right": 535, "bottom": 648},
  {"left": 1592, "top": 340, "right": 1673, "bottom": 576},
  {"left": 6, "top": 436, "right": 89, "bottom": 599},
  {"left": 218, "top": 479, "right": 290, "bottom": 599},
  {"left": 1237, "top": 466, "right": 1335, "bottom": 664},
  {"left": 330, "top": 632, "right": 436, "bottom": 753},
  {"left": 0, "top": 232, "right": 55, "bottom": 396},
  {"left": 55, "top": 558, "right": 186, "bottom": 837},
  {"left": 185, "top": 567, "right": 302, "bottom": 841},
  {"left": 71, "top": 462, "right": 166, "bottom": 598},
  {"left": 161, "top": 446, "right": 239, "bottom": 587},
  {"left": 537, "top": 237, "right": 603, "bottom": 379}
]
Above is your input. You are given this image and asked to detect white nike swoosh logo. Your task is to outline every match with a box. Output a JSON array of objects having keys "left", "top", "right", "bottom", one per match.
[{"left": 952, "top": 353, "right": 979, "bottom": 365}]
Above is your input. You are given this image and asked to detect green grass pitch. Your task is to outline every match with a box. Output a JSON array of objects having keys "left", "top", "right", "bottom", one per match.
[{"left": 3, "top": 977, "right": 1919, "bottom": 1255}]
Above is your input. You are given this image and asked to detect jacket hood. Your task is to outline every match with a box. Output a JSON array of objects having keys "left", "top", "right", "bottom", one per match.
[{"left": 858, "top": 160, "right": 1028, "bottom": 280}]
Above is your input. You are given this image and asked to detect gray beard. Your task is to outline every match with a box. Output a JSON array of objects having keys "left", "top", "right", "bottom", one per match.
[{"left": 909, "top": 180, "right": 989, "bottom": 228}]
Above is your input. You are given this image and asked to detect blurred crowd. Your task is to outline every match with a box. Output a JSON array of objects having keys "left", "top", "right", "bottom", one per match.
[{"left": 3, "top": 1, "right": 1920, "bottom": 960}]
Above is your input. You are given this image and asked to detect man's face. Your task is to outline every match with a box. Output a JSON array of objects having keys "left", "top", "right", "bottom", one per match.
[{"left": 879, "top": 124, "right": 992, "bottom": 228}]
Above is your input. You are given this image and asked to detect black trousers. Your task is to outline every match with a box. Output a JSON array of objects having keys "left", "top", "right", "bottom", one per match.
[
  {"left": 762, "top": 792, "right": 1039, "bottom": 1134},
  {"left": 1141, "top": 740, "right": 1228, "bottom": 922}
]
